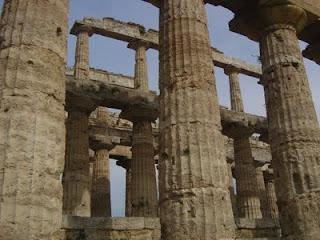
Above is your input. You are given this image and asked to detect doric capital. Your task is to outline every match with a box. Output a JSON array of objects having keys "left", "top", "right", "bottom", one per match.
[
  {"left": 259, "top": 3, "right": 308, "bottom": 33},
  {"left": 128, "top": 40, "right": 150, "bottom": 50},
  {"left": 66, "top": 95, "right": 97, "bottom": 114},
  {"left": 89, "top": 134, "right": 114, "bottom": 151},
  {"left": 120, "top": 106, "right": 158, "bottom": 122},
  {"left": 224, "top": 65, "right": 241, "bottom": 75},
  {"left": 73, "top": 25, "right": 94, "bottom": 37}
]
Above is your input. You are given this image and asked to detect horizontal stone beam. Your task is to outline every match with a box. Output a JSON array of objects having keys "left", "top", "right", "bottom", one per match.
[
  {"left": 89, "top": 113, "right": 271, "bottom": 164},
  {"left": 66, "top": 75, "right": 158, "bottom": 111},
  {"left": 68, "top": 74, "right": 268, "bottom": 135},
  {"left": 70, "top": 18, "right": 262, "bottom": 78}
]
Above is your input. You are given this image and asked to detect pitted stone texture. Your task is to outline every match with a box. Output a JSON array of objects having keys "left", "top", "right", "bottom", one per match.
[
  {"left": 130, "top": 120, "right": 158, "bottom": 217},
  {"left": 63, "top": 24, "right": 93, "bottom": 217},
  {"left": 227, "top": 66, "right": 262, "bottom": 219},
  {"left": 259, "top": 4, "right": 320, "bottom": 239},
  {"left": 0, "top": 0, "right": 68, "bottom": 239},
  {"left": 91, "top": 107, "right": 112, "bottom": 217},
  {"left": 158, "top": 0, "right": 235, "bottom": 239},
  {"left": 63, "top": 110, "right": 91, "bottom": 217},
  {"left": 63, "top": 216, "right": 161, "bottom": 240}
]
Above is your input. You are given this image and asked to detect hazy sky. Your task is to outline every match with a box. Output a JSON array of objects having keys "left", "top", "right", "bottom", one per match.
[{"left": 0, "top": 0, "right": 319, "bottom": 216}]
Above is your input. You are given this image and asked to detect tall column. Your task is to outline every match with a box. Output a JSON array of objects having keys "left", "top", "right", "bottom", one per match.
[
  {"left": 227, "top": 159, "right": 238, "bottom": 218},
  {"left": 258, "top": 3, "right": 320, "bottom": 239},
  {"left": 122, "top": 41, "right": 158, "bottom": 217},
  {"left": 225, "top": 66, "right": 262, "bottom": 219},
  {"left": 254, "top": 162, "right": 270, "bottom": 219},
  {"left": 90, "top": 107, "right": 113, "bottom": 217},
  {"left": 116, "top": 158, "right": 132, "bottom": 217},
  {"left": 0, "top": 1, "right": 68, "bottom": 239},
  {"left": 263, "top": 170, "right": 279, "bottom": 222},
  {"left": 63, "top": 26, "right": 94, "bottom": 217},
  {"left": 158, "top": 1, "right": 235, "bottom": 239}
]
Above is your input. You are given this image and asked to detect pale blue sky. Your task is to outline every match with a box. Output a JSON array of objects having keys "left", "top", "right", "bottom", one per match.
[{"left": 0, "top": 0, "right": 319, "bottom": 216}]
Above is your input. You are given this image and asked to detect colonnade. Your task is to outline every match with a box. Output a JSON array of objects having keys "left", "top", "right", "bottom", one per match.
[{"left": 0, "top": 1, "right": 319, "bottom": 240}]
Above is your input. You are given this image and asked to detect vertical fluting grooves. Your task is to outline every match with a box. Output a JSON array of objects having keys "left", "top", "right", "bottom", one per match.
[
  {"left": 91, "top": 148, "right": 111, "bottom": 217},
  {"left": 125, "top": 161, "right": 132, "bottom": 217},
  {"left": 158, "top": 0, "right": 235, "bottom": 239},
  {"left": 227, "top": 69, "right": 262, "bottom": 219},
  {"left": 260, "top": 20, "right": 320, "bottom": 238},
  {"left": 63, "top": 111, "right": 91, "bottom": 217},
  {"left": 74, "top": 31, "right": 90, "bottom": 80},
  {"left": 134, "top": 46, "right": 149, "bottom": 91},
  {"left": 63, "top": 27, "right": 92, "bottom": 217},
  {"left": 130, "top": 120, "right": 158, "bottom": 217},
  {"left": 264, "top": 174, "right": 279, "bottom": 221},
  {"left": 234, "top": 138, "right": 262, "bottom": 219},
  {"left": 0, "top": 0, "right": 68, "bottom": 239},
  {"left": 255, "top": 167, "right": 270, "bottom": 218}
]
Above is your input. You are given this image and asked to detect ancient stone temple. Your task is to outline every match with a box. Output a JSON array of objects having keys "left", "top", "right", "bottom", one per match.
[{"left": 0, "top": 0, "right": 319, "bottom": 240}]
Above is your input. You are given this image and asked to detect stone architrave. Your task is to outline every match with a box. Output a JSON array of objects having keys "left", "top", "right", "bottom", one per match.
[
  {"left": 259, "top": 3, "right": 320, "bottom": 239},
  {"left": 158, "top": 1, "right": 235, "bottom": 239},
  {"left": 0, "top": 0, "right": 69, "bottom": 239}
]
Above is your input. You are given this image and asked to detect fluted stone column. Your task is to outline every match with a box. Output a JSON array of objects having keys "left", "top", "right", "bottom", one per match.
[
  {"left": 227, "top": 159, "right": 238, "bottom": 218},
  {"left": 90, "top": 107, "right": 113, "bottom": 217},
  {"left": 121, "top": 41, "right": 158, "bottom": 217},
  {"left": 225, "top": 66, "right": 262, "bottom": 219},
  {"left": 158, "top": 1, "right": 235, "bottom": 239},
  {"left": 264, "top": 170, "right": 279, "bottom": 222},
  {"left": 0, "top": 1, "right": 68, "bottom": 239},
  {"left": 63, "top": 26, "right": 94, "bottom": 217},
  {"left": 258, "top": 3, "right": 320, "bottom": 239},
  {"left": 254, "top": 162, "right": 270, "bottom": 219},
  {"left": 116, "top": 158, "right": 132, "bottom": 217}
]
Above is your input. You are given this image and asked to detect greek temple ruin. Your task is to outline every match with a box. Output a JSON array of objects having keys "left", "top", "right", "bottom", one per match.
[{"left": 0, "top": 0, "right": 320, "bottom": 239}]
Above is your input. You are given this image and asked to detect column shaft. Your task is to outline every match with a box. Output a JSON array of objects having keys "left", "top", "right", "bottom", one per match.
[
  {"left": 63, "top": 110, "right": 91, "bottom": 216},
  {"left": 234, "top": 138, "right": 262, "bottom": 219},
  {"left": 227, "top": 68, "right": 262, "bottom": 219},
  {"left": 159, "top": 1, "right": 235, "bottom": 239},
  {"left": 264, "top": 174, "right": 279, "bottom": 221},
  {"left": 130, "top": 120, "right": 158, "bottom": 217},
  {"left": 255, "top": 166, "right": 270, "bottom": 218},
  {"left": 63, "top": 27, "right": 93, "bottom": 217},
  {"left": 74, "top": 30, "right": 90, "bottom": 80},
  {"left": 134, "top": 45, "right": 149, "bottom": 91},
  {"left": 125, "top": 162, "right": 132, "bottom": 217},
  {"left": 91, "top": 149, "right": 111, "bottom": 217},
  {"left": 0, "top": 0, "right": 68, "bottom": 239},
  {"left": 259, "top": 4, "right": 320, "bottom": 239}
]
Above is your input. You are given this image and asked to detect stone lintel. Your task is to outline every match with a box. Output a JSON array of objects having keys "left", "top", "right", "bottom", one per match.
[
  {"left": 62, "top": 215, "right": 161, "bottom": 230},
  {"left": 66, "top": 76, "right": 158, "bottom": 111},
  {"left": 69, "top": 18, "right": 262, "bottom": 78},
  {"left": 70, "top": 18, "right": 159, "bottom": 50},
  {"left": 66, "top": 95, "right": 97, "bottom": 113}
]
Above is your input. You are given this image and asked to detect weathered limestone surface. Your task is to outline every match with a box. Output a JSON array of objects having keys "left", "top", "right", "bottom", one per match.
[
  {"left": 90, "top": 107, "right": 113, "bottom": 217},
  {"left": 226, "top": 67, "right": 262, "bottom": 219},
  {"left": 63, "top": 216, "right": 161, "bottom": 240},
  {"left": 0, "top": 0, "right": 68, "bottom": 239},
  {"left": 264, "top": 170, "right": 279, "bottom": 222},
  {"left": 121, "top": 42, "right": 158, "bottom": 217},
  {"left": 254, "top": 163, "right": 270, "bottom": 219},
  {"left": 158, "top": 1, "right": 235, "bottom": 239},
  {"left": 259, "top": 3, "right": 320, "bottom": 239},
  {"left": 63, "top": 26, "right": 94, "bottom": 217},
  {"left": 70, "top": 17, "right": 262, "bottom": 78}
]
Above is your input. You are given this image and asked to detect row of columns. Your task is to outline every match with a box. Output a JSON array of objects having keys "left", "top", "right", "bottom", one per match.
[
  {"left": 155, "top": 1, "right": 320, "bottom": 239},
  {"left": 63, "top": 26, "right": 159, "bottom": 218}
]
